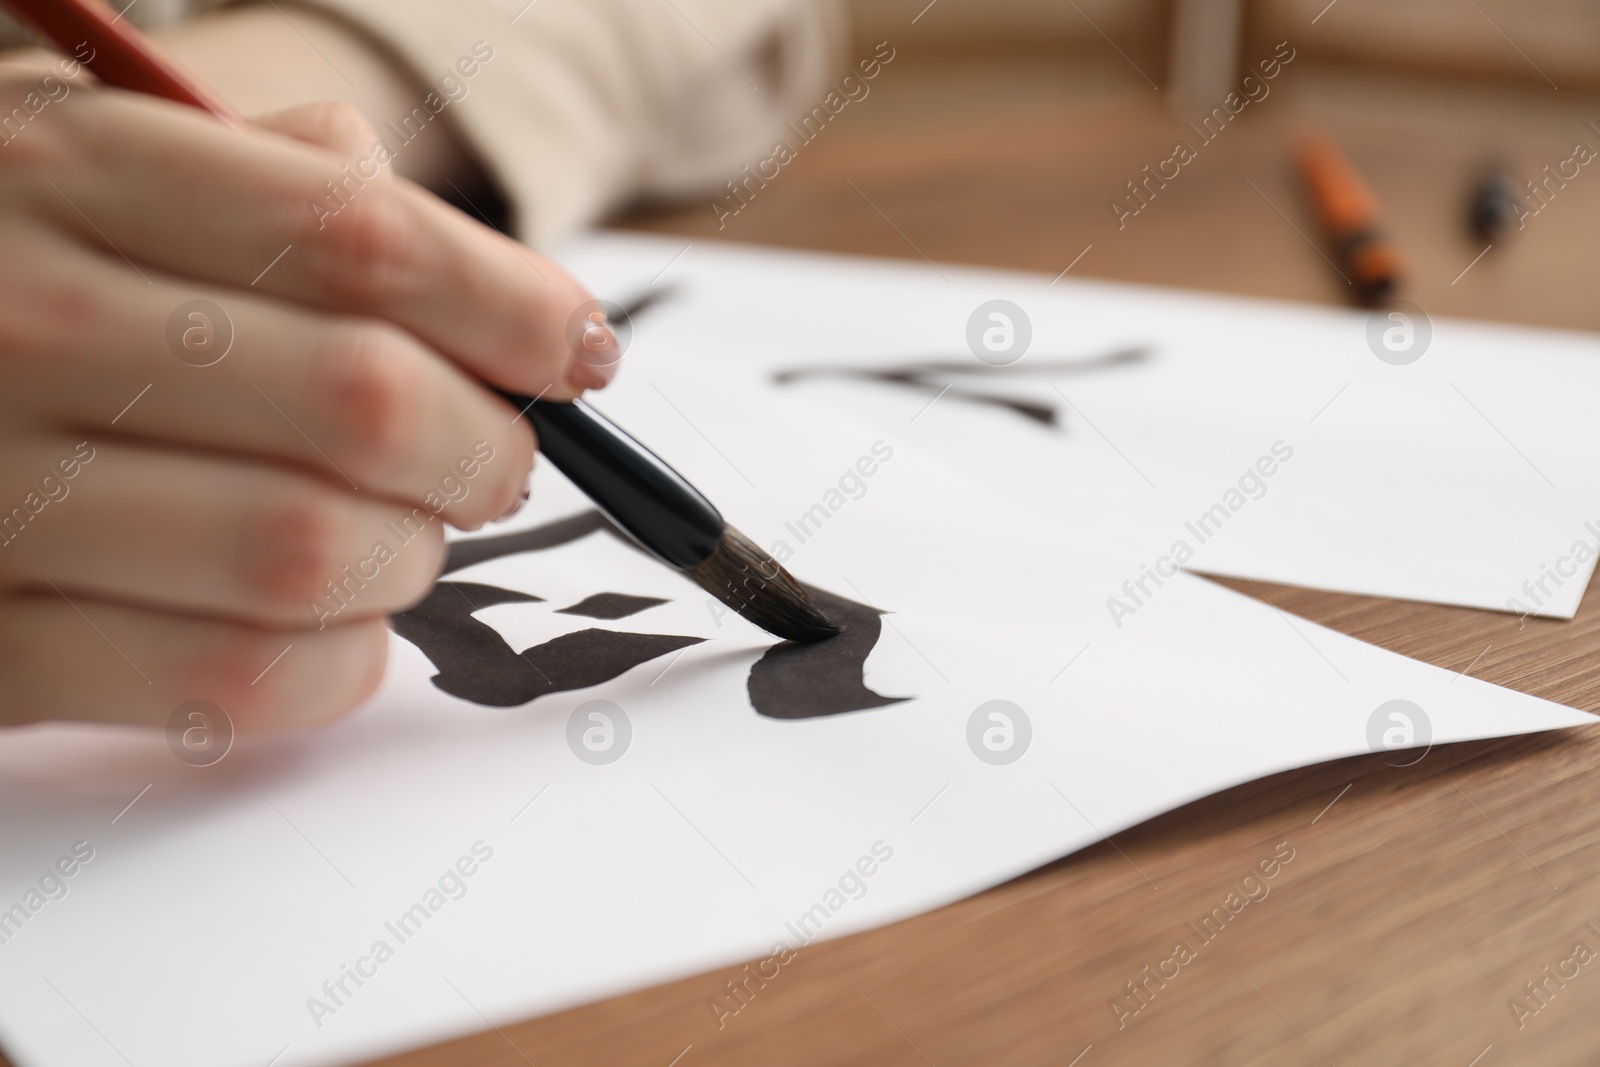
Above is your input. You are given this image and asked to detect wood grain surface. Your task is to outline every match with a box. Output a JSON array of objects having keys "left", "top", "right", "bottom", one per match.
[{"left": 17, "top": 50, "right": 1594, "bottom": 1067}]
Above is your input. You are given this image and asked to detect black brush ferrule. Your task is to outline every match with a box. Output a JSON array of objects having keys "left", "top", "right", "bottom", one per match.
[{"left": 505, "top": 396, "right": 724, "bottom": 570}]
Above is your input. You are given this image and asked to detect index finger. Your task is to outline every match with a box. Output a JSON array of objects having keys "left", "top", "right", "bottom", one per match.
[{"left": 33, "top": 88, "right": 619, "bottom": 397}]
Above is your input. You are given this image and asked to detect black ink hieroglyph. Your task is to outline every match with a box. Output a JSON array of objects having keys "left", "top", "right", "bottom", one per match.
[
  {"left": 389, "top": 580, "right": 704, "bottom": 707},
  {"left": 773, "top": 348, "right": 1151, "bottom": 427},
  {"left": 389, "top": 511, "right": 907, "bottom": 719}
]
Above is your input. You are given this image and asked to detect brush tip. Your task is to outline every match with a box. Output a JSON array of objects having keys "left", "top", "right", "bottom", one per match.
[{"left": 686, "top": 526, "right": 842, "bottom": 643}]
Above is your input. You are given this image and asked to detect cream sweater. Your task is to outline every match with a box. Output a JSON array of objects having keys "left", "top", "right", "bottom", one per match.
[{"left": 0, "top": 0, "right": 843, "bottom": 245}]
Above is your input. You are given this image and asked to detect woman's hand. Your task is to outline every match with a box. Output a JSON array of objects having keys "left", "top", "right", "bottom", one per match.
[{"left": 0, "top": 63, "right": 620, "bottom": 732}]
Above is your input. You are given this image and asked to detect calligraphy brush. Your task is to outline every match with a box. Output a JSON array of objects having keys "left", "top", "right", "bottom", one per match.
[
  {"left": 504, "top": 398, "right": 836, "bottom": 640},
  {"left": 9, "top": 0, "right": 842, "bottom": 643}
]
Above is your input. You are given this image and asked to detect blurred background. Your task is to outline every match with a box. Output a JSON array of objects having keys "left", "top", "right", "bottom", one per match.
[{"left": 624, "top": 0, "right": 1600, "bottom": 330}]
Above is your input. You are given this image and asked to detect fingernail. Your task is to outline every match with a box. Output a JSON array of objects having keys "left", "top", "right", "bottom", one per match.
[
  {"left": 565, "top": 359, "right": 610, "bottom": 392},
  {"left": 496, "top": 477, "right": 531, "bottom": 522},
  {"left": 571, "top": 319, "right": 621, "bottom": 388}
]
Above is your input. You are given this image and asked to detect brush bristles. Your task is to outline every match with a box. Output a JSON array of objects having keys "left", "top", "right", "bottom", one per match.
[{"left": 686, "top": 526, "right": 843, "bottom": 643}]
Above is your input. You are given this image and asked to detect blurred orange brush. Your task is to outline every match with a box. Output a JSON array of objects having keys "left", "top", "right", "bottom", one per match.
[
  {"left": 1295, "top": 129, "right": 1403, "bottom": 306},
  {"left": 1, "top": 0, "right": 244, "bottom": 125}
]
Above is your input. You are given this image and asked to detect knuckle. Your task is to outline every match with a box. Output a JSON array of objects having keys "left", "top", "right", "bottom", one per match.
[
  {"left": 0, "top": 240, "right": 104, "bottom": 363},
  {"left": 304, "top": 185, "right": 415, "bottom": 306},
  {"left": 314, "top": 324, "right": 427, "bottom": 458},
  {"left": 196, "top": 629, "right": 273, "bottom": 691},
  {"left": 302, "top": 100, "right": 379, "bottom": 156},
  {"left": 175, "top": 625, "right": 287, "bottom": 718},
  {"left": 238, "top": 488, "right": 352, "bottom": 611}
]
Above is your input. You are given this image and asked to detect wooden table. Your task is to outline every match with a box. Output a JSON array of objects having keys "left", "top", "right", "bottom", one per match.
[{"left": 397, "top": 53, "right": 1600, "bottom": 1066}]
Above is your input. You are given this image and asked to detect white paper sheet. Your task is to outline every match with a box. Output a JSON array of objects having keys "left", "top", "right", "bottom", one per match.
[
  {"left": 556, "top": 233, "right": 1600, "bottom": 618},
  {"left": 0, "top": 382, "right": 1590, "bottom": 1067}
]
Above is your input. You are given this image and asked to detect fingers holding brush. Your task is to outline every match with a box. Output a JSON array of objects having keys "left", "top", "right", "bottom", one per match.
[
  {"left": 23, "top": 86, "right": 619, "bottom": 401},
  {"left": 246, "top": 101, "right": 621, "bottom": 408},
  {"left": 0, "top": 21, "right": 628, "bottom": 730},
  {"left": 0, "top": 232, "right": 535, "bottom": 532}
]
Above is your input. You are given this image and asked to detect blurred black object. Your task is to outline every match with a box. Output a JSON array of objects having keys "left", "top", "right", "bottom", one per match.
[{"left": 1469, "top": 166, "right": 1521, "bottom": 241}]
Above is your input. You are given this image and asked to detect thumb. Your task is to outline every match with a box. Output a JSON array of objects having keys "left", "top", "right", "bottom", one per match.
[{"left": 251, "top": 100, "right": 393, "bottom": 180}]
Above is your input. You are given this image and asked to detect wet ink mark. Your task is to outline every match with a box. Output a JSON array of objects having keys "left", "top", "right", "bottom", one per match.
[
  {"left": 555, "top": 592, "right": 670, "bottom": 620},
  {"left": 748, "top": 587, "right": 907, "bottom": 719},
  {"left": 389, "top": 511, "right": 908, "bottom": 719},
  {"left": 772, "top": 347, "right": 1151, "bottom": 427}
]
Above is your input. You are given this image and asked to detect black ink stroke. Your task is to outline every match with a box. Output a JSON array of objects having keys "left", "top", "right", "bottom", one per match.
[
  {"left": 615, "top": 284, "right": 680, "bottom": 324},
  {"left": 389, "top": 510, "right": 908, "bottom": 719},
  {"left": 773, "top": 347, "right": 1151, "bottom": 427},
  {"left": 747, "top": 588, "right": 907, "bottom": 719},
  {"left": 555, "top": 593, "right": 670, "bottom": 620},
  {"left": 443, "top": 509, "right": 618, "bottom": 572},
  {"left": 391, "top": 581, "right": 702, "bottom": 707}
]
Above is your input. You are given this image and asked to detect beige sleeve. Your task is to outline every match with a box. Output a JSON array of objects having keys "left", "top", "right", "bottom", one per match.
[
  {"left": 281, "top": 0, "right": 846, "bottom": 246},
  {"left": 0, "top": 0, "right": 844, "bottom": 246}
]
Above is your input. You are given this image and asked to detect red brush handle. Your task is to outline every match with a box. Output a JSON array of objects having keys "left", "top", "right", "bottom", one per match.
[{"left": 2, "top": 0, "right": 243, "bottom": 125}]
